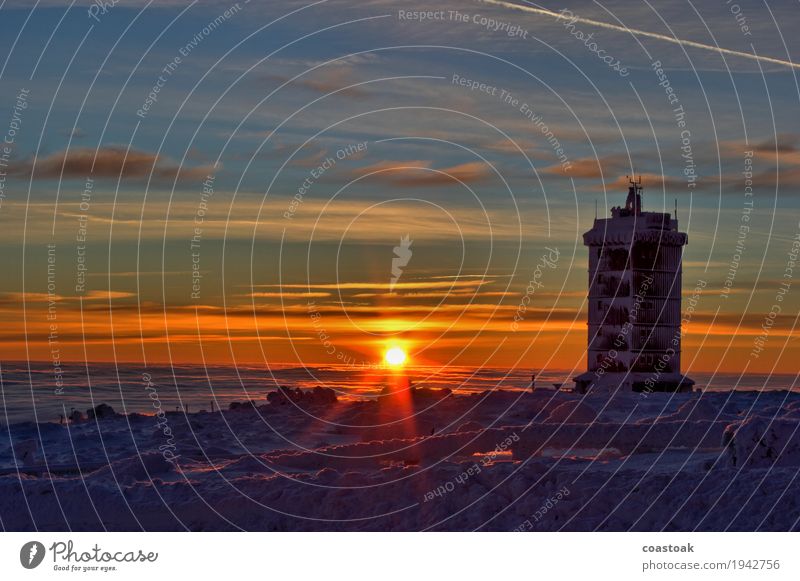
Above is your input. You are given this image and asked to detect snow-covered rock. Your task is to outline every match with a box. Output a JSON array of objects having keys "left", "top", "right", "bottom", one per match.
[{"left": 724, "top": 417, "right": 800, "bottom": 468}]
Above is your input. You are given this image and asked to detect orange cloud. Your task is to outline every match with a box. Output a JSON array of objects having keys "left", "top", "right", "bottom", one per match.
[
  {"left": 0, "top": 292, "right": 60, "bottom": 304},
  {"left": 2, "top": 290, "right": 798, "bottom": 373},
  {"left": 257, "top": 279, "right": 490, "bottom": 291},
  {"left": 0, "top": 290, "right": 134, "bottom": 304},
  {"left": 245, "top": 292, "right": 332, "bottom": 298},
  {"left": 83, "top": 290, "right": 137, "bottom": 300}
]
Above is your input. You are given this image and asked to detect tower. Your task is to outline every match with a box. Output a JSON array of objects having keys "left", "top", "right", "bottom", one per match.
[{"left": 574, "top": 177, "right": 694, "bottom": 394}]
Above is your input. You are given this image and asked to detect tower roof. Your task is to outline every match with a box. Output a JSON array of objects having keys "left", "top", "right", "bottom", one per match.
[{"left": 583, "top": 176, "right": 687, "bottom": 246}]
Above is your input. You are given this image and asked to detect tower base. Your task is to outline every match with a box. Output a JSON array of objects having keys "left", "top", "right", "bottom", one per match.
[{"left": 573, "top": 372, "right": 694, "bottom": 395}]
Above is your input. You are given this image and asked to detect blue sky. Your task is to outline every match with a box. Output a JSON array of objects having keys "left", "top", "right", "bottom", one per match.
[{"left": 0, "top": 0, "right": 798, "bottom": 372}]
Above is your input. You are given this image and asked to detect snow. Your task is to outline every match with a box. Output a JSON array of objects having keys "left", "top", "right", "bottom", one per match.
[
  {"left": 1, "top": 388, "right": 799, "bottom": 531},
  {"left": 724, "top": 417, "right": 800, "bottom": 468},
  {"left": 544, "top": 400, "right": 599, "bottom": 423}
]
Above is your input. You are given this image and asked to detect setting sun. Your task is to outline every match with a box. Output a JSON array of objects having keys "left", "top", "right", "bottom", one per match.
[{"left": 384, "top": 347, "right": 408, "bottom": 367}]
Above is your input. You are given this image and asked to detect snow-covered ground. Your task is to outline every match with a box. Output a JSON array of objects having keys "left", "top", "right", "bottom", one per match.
[{"left": 2, "top": 387, "right": 799, "bottom": 531}]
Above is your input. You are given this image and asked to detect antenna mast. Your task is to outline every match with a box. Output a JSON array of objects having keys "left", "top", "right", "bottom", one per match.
[{"left": 625, "top": 174, "right": 643, "bottom": 215}]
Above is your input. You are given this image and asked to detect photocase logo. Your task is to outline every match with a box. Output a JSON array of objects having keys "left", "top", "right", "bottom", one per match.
[
  {"left": 390, "top": 234, "right": 413, "bottom": 291},
  {"left": 20, "top": 541, "right": 45, "bottom": 569}
]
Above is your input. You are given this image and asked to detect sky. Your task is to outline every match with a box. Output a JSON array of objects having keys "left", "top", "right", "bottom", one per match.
[{"left": 0, "top": 0, "right": 798, "bottom": 377}]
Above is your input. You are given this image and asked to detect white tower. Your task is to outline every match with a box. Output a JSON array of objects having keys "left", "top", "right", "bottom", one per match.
[{"left": 574, "top": 177, "right": 694, "bottom": 394}]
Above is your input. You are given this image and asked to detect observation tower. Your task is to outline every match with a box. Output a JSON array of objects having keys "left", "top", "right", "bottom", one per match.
[{"left": 574, "top": 177, "right": 694, "bottom": 394}]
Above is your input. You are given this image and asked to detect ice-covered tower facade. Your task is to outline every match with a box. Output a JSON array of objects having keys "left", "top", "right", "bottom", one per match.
[{"left": 574, "top": 178, "right": 694, "bottom": 394}]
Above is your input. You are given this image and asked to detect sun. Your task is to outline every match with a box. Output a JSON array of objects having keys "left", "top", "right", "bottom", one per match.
[{"left": 384, "top": 346, "right": 408, "bottom": 367}]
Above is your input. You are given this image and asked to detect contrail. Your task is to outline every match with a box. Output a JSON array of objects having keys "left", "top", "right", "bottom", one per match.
[{"left": 478, "top": 0, "right": 800, "bottom": 71}]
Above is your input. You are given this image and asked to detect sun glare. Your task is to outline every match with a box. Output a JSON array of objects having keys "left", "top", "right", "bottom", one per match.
[{"left": 384, "top": 347, "right": 408, "bottom": 367}]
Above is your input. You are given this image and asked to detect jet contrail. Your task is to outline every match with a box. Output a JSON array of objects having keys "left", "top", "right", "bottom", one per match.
[{"left": 478, "top": 0, "right": 800, "bottom": 71}]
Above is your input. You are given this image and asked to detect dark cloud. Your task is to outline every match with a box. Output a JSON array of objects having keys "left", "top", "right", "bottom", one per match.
[
  {"left": 753, "top": 133, "right": 800, "bottom": 154},
  {"left": 543, "top": 154, "right": 628, "bottom": 178},
  {"left": 10, "top": 146, "right": 216, "bottom": 182}
]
